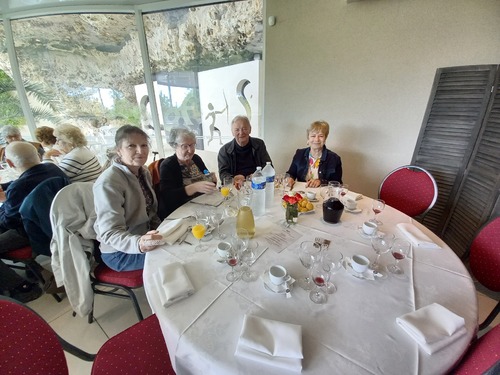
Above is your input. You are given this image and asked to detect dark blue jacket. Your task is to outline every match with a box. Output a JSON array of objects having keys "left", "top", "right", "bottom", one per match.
[
  {"left": 286, "top": 146, "right": 342, "bottom": 185},
  {"left": 0, "top": 163, "right": 68, "bottom": 231}
]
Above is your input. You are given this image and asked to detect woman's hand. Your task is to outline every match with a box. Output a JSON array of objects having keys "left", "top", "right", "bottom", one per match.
[
  {"left": 306, "top": 179, "right": 321, "bottom": 188},
  {"left": 44, "top": 149, "right": 62, "bottom": 158},
  {"left": 139, "top": 230, "right": 164, "bottom": 253},
  {"left": 186, "top": 181, "right": 217, "bottom": 196}
]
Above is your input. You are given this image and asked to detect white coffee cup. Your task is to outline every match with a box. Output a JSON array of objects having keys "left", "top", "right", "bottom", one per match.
[
  {"left": 269, "top": 265, "right": 287, "bottom": 285},
  {"left": 351, "top": 255, "right": 370, "bottom": 273},
  {"left": 216, "top": 241, "right": 232, "bottom": 258},
  {"left": 362, "top": 221, "right": 378, "bottom": 236},
  {"left": 306, "top": 191, "right": 317, "bottom": 200},
  {"left": 345, "top": 198, "right": 357, "bottom": 210}
]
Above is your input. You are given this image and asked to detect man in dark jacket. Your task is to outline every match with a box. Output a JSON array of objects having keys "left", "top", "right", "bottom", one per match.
[{"left": 217, "top": 115, "right": 272, "bottom": 189}]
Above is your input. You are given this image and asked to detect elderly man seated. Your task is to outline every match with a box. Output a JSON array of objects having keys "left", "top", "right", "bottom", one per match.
[
  {"left": 0, "top": 141, "right": 67, "bottom": 252},
  {"left": 0, "top": 125, "right": 44, "bottom": 162}
]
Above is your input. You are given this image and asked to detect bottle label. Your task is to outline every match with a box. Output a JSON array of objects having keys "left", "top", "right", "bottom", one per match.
[
  {"left": 252, "top": 181, "right": 266, "bottom": 190},
  {"left": 266, "top": 176, "right": 275, "bottom": 183}
]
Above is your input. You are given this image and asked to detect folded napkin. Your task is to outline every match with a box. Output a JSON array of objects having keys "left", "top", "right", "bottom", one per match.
[
  {"left": 158, "top": 218, "right": 189, "bottom": 245},
  {"left": 190, "top": 192, "right": 225, "bottom": 207},
  {"left": 396, "top": 303, "right": 466, "bottom": 354},
  {"left": 397, "top": 222, "right": 441, "bottom": 249},
  {"left": 154, "top": 262, "right": 195, "bottom": 308},
  {"left": 235, "top": 314, "right": 303, "bottom": 371},
  {"left": 345, "top": 191, "right": 363, "bottom": 201}
]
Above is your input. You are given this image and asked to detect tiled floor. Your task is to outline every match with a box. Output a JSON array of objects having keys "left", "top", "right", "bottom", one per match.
[{"left": 25, "top": 287, "right": 499, "bottom": 375}]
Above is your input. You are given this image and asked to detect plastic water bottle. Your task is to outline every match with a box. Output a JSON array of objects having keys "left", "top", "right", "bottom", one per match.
[
  {"left": 251, "top": 166, "right": 266, "bottom": 216},
  {"left": 262, "top": 161, "right": 275, "bottom": 208}
]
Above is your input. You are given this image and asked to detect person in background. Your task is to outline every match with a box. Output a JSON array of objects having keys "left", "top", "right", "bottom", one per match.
[
  {"left": 218, "top": 115, "right": 272, "bottom": 190},
  {"left": 44, "top": 123, "right": 101, "bottom": 182},
  {"left": 93, "top": 125, "right": 162, "bottom": 272},
  {"left": 286, "top": 120, "right": 342, "bottom": 188},
  {"left": 158, "top": 128, "right": 217, "bottom": 219},
  {"left": 35, "top": 126, "right": 59, "bottom": 163},
  {"left": 0, "top": 141, "right": 66, "bottom": 302},
  {"left": 0, "top": 125, "right": 44, "bottom": 162}
]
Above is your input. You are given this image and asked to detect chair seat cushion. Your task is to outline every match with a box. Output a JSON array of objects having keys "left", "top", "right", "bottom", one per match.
[
  {"left": 91, "top": 314, "right": 175, "bottom": 375},
  {"left": 454, "top": 325, "right": 500, "bottom": 374},
  {"left": 2, "top": 246, "right": 33, "bottom": 260},
  {"left": 93, "top": 263, "right": 143, "bottom": 288}
]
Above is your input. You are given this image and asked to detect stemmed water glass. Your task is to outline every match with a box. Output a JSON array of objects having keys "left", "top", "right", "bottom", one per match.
[
  {"left": 210, "top": 209, "right": 226, "bottom": 240},
  {"left": 240, "top": 238, "right": 259, "bottom": 282},
  {"left": 370, "top": 199, "right": 385, "bottom": 225},
  {"left": 225, "top": 245, "right": 240, "bottom": 282},
  {"left": 309, "top": 262, "right": 329, "bottom": 304},
  {"left": 387, "top": 238, "right": 411, "bottom": 275},
  {"left": 298, "top": 241, "right": 322, "bottom": 290},
  {"left": 339, "top": 184, "right": 349, "bottom": 200},
  {"left": 322, "top": 251, "right": 344, "bottom": 294},
  {"left": 370, "top": 233, "right": 395, "bottom": 273},
  {"left": 191, "top": 223, "right": 208, "bottom": 252}
]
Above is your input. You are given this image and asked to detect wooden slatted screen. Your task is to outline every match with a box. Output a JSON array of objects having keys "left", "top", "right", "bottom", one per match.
[{"left": 411, "top": 65, "right": 500, "bottom": 258}]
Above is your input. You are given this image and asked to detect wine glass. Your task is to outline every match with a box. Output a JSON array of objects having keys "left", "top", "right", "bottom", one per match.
[
  {"left": 387, "top": 238, "right": 411, "bottom": 275},
  {"left": 322, "top": 251, "right": 343, "bottom": 294},
  {"left": 370, "top": 233, "right": 395, "bottom": 272},
  {"left": 191, "top": 223, "right": 208, "bottom": 252},
  {"left": 370, "top": 199, "right": 385, "bottom": 225},
  {"left": 210, "top": 210, "right": 226, "bottom": 240},
  {"left": 339, "top": 184, "right": 349, "bottom": 199},
  {"left": 297, "top": 241, "right": 322, "bottom": 290},
  {"left": 283, "top": 173, "right": 293, "bottom": 195},
  {"left": 309, "top": 262, "right": 329, "bottom": 304},
  {"left": 240, "top": 239, "right": 259, "bottom": 282},
  {"left": 225, "top": 246, "right": 241, "bottom": 282}
]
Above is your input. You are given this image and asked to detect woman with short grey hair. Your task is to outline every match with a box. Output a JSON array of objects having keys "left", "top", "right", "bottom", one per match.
[{"left": 158, "top": 128, "right": 217, "bottom": 219}]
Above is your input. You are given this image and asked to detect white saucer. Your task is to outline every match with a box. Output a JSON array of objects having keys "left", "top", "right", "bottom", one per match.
[
  {"left": 308, "top": 198, "right": 319, "bottom": 202},
  {"left": 261, "top": 270, "right": 294, "bottom": 294},
  {"left": 344, "top": 208, "right": 362, "bottom": 214},
  {"left": 342, "top": 258, "right": 375, "bottom": 280},
  {"left": 357, "top": 227, "right": 375, "bottom": 239}
]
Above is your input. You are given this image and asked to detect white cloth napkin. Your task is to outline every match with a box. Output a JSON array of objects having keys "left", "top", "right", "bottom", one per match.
[
  {"left": 397, "top": 222, "right": 441, "bottom": 249},
  {"left": 190, "top": 192, "right": 225, "bottom": 207},
  {"left": 158, "top": 218, "right": 189, "bottom": 245},
  {"left": 396, "top": 303, "right": 466, "bottom": 354},
  {"left": 345, "top": 191, "right": 363, "bottom": 201},
  {"left": 154, "top": 262, "right": 195, "bottom": 308},
  {"left": 235, "top": 314, "right": 303, "bottom": 371}
]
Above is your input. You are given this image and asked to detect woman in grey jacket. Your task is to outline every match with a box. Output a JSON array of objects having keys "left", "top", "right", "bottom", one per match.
[{"left": 93, "top": 125, "right": 162, "bottom": 271}]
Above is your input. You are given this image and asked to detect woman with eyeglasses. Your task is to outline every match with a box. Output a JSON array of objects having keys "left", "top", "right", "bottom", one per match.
[{"left": 158, "top": 128, "right": 217, "bottom": 219}]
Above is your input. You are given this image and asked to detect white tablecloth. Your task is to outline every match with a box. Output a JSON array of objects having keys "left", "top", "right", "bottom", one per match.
[{"left": 144, "top": 184, "right": 477, "bottom": 375}]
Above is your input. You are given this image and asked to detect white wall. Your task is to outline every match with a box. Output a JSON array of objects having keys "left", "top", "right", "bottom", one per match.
[{"left": 263, "top": 0, "right": 500, "bottom": 198}]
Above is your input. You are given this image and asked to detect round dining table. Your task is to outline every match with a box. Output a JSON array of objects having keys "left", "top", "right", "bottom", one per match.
[{"left": 143, "top": 183, "right": 477, "bottom": 375}]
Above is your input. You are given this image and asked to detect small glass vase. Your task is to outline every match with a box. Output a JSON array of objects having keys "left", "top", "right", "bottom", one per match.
[{"left": 285, "top": 202, "right": 298, "bottom": 224}]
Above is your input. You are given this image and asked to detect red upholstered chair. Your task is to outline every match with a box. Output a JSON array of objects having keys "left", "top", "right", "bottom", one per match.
[
  {"left": 0, "top": 296, "right": 175, "bottom": 375},
  {"left": 91, "top": 313, "right": 175, "bottom": 375},
  {"left": 378, "top": 165, "right": 438, "bottom": 218},
  {"left": 89, "top": 253, "right": 145, "bottom": 324},
  {"left": 453, "top": 324, "right": 500, "bottom": 374},
  {"left": 468, "top": 217, "right": 500, "bottom": 331},
  {"left": 0, "top": 246, "right": 62, "bottom": 302}
]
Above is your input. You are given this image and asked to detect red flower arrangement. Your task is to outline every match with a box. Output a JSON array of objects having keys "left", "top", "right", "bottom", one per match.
[{"left": 282, "top": 192, "right": 303, "bottom": 205}]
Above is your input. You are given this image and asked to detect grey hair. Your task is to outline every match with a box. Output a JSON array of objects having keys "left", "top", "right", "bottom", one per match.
[
  {"left": 168, "top": 128, "right": 196, "bottom": 148},
  {"left": 231, "top": 115, "right": 251, "bottom": 127},
  {"left": 5, "top": 141, "right": 40, "bottom": 167},
  {"left": 1, "top": 125, "right": 21, "bottom": 138}
]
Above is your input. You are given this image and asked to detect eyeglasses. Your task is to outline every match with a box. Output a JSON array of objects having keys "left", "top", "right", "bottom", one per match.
[{"left": 178, "top": 143, "right": 196, "bottom": 151}]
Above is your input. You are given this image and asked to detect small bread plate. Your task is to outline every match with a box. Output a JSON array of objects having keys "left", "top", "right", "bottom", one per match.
[
  {"left": 343, "top": 258, "right": 376, "bottom": 280},
  {"left": 262, "top": 270, "right": 294, "bottom": 294},
  {"left": 308, "top": 198, "right": 319, "bottom": 203},
  {"left": 357, "top": 227, "right": 375, "bottom": 239}
]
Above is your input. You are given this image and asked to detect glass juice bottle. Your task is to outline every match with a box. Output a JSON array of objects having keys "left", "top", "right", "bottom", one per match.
[{"left": 236, "top": 206, "right": 255, "bottom": 238}]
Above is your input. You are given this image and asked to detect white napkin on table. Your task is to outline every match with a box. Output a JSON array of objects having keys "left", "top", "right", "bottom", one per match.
[
  {"left": 345, "top": 191, "right": 363, "bottom": 201},
  {"left": 154, "top": 262, "right": 195, "bottom": 308},
  {"left": 396, "top": 303, "right": 466, "bottom": 355},
  {"left": 397, "top": 222, "right": 442, "bottom": 249},
  {"left": 235, "top": 314, "right": 303, "bottom": 372},
  {"left": 158, "top": 218, "right": 189, "bottom": 245}
]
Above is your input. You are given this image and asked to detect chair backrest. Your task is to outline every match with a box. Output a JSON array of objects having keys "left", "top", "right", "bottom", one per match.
[
  {"left": 19, "top": 176, "right": 71, "bottom": 256},
  {"left": 0, "top": 296, "right": 69, "bottom": 375},
  {"left": 378, "top": 165, "right": 438, "bottom": 217},
  {"left": 469, "top": 217, "right": 500, "bottom": 292},
  {"left": 148, "top": 158, "right": 164, "bottom": 201}
]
